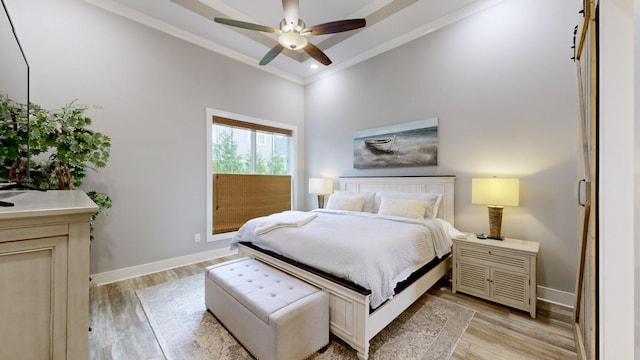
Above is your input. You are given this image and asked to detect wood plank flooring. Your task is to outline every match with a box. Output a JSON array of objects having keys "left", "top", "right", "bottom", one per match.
[{"left": 89, "top": 256, "right": 577, "bottom": 360}]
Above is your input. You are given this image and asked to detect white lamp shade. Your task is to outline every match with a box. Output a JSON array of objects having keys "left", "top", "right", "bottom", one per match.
[
  {"left": 309, "top": 178, "right": 333, "bottom": 195},
  {"left": 472, "top": 178, "right": 520, "bottom": 207}
]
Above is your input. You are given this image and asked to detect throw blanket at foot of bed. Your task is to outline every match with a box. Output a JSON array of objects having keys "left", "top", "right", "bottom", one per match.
[{"left": 253, "top": 211, "right": 318, "bottom": 236}]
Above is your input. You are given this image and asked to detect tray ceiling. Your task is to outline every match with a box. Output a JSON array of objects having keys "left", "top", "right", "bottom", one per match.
[{"left": 86, "top": 0, "right": 505, "bottom": 83}]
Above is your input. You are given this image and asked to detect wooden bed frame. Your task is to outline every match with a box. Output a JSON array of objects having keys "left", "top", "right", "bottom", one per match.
[{"left": 238, "top": 176, "right": 455, "bottom": 360}]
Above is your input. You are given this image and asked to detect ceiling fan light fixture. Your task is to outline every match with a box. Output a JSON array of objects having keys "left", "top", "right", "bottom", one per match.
[
  {"left": 213, "top": 3, "right": 366, "bottom": 65},
  {"left": 278, "top": 31, "right": 308, "bottom": 50},
  {"left": 279, "top": 18, "right": 305, "bottom": 33}
]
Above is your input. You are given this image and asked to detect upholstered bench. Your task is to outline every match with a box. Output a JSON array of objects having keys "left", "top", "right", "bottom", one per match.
[{"left": 205, "top": 257, "right": 329, "bottom": 360}]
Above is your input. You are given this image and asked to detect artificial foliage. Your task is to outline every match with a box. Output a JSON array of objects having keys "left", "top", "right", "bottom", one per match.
[{"left": 0, "top": 94, "right": 112, "bottom": 229}]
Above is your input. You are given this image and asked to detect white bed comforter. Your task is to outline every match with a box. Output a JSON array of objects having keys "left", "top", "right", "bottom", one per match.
[{"left": 230, "top": 209, "right": 453, "bottom": 308}]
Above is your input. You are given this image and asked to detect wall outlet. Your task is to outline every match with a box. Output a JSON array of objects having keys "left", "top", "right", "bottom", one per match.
[{"left": 194, "top": 233, "right": 201, "bottom": 243}]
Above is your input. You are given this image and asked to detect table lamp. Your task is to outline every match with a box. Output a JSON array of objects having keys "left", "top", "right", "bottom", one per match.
[
  {"left": 472, "top": 177, "right": 519, "bottom": 240},
  {"left": 309, "top": 178, "right": 333, "bottom": 208}
]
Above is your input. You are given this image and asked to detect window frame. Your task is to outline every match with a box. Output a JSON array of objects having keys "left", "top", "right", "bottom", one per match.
[{"left": 206, "top": 108, "right": 297, "bottom": 242}]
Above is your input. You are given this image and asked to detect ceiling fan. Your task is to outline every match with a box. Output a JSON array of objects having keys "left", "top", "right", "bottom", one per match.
[{"left": 213, "top": 0, "right": 366, "bottom": 66}]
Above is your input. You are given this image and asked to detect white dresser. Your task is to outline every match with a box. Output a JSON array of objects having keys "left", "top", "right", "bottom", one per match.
[
  {"left": 0, "top": 190, "right": 97, "bottom": 359},
  {"left": 452, "top": 234, "right": 539, "bottom": 318}
]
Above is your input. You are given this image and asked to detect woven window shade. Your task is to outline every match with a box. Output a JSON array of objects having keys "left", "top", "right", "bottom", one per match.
[
  {"left": 213, "top": 116, "right": 293, "bottom": 136},
  {"left": 213, "top": 174, "right": 292, "bottom": 234}
]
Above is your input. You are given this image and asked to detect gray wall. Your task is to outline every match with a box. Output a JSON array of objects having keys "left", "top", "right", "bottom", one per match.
[
  {"left": 637, "top": 0, "right": 640, "bottom": 348},
  {"left": 6, "top": 0, "right": 305, "bottom": 274},
  {"left": 305, "top": 0, "right": 578, "bottom": 293},
  {"left": 6, "top": 0, "right": 580, "bottom": 294},
  {"left": 599, "top": 0, "right": 635, "bottom": 356},
  {"left": 636, "top": 0, "right": 640, "bottom": 354}
]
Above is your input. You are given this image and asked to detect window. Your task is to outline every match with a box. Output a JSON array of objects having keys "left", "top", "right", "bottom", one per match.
[
  {"left": 206, "top": 110, "right": 297, "bottom": 240},
  {"left": 211, "top": 118, "right": 291, "bottom": 175},
  {"left": 256, "top": 132, "right": 267, "bottom": 146}
]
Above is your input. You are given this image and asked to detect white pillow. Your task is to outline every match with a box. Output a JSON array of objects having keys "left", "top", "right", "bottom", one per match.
[
  {"left": 377, "top": 197, "right": 428, "bottom": 220},
  {"left": 427, "top": 194, "right": 443, "bottom": 219},
  {"left": 333, "top": 190, "right": 376, "bottom": 213},
  {"left": 326, "top": 194, "right": 366, "bottom": 212},
  {"left": 375, "top": 192, "right": 442, "bottom": 219}
]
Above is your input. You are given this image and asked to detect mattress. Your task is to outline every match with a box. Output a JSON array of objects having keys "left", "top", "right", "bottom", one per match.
[{"left": 231, "top": 209, "right": 453, "bottom": 308}]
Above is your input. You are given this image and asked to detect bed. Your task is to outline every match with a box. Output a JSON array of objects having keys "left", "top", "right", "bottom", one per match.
[{"left": 234, "top": 176, "right": 456, "bottom": 360}]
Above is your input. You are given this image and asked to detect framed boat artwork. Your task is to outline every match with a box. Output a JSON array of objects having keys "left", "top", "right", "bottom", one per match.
[{"left": 353, "top": 117, "right": 438, "bottom": 169}]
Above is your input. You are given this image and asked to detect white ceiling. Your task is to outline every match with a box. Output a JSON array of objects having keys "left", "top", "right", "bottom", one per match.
[{"left": 86, "top": 0, "right": 506, "bottom": 84}]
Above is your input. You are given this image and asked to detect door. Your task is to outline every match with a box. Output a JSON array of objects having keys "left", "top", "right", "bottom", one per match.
[{"left": 573, "top": 1, "right": 597, "bottom": 359}]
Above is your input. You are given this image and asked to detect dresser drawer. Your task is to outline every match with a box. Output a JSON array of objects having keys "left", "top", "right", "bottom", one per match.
[{"left": 456, "top": 245, "right": 530, "bottom": 274}]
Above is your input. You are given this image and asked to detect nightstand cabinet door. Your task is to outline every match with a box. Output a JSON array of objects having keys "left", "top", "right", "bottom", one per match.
[
  {"left": 456, "top": 261, "right": 490, "bottom": 298},
  {"left": 491, "top": 268, "right": 530, "bottom": 311}
]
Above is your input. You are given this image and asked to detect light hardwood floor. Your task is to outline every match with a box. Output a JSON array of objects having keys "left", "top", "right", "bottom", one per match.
[{"left": 89, "top": 256, "right": 577, "bottom": 360}]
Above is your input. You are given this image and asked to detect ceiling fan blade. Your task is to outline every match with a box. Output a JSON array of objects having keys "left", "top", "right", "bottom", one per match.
[
  {"left": 282, "top": 0, "right": 300, "bottom": 28},
  {"left": 259, "top": 44, "right": 285, "bottom": 65},
  {"left": 304, "top": 42, "right": 331, "bottom": 66},
  {"left": 302, "top": 19, "right": 366, "bottom": 36},
  {"left": 214, "top": 18, "right": 279, "bottom": 33}
]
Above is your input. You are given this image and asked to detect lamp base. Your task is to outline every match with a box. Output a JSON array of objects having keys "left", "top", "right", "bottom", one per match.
[
  {"left": 487, "top": 206, "right": 504, "bottom": 240},
  {"left": 317, "top": 194, "right": 326, "bottom": 209}
]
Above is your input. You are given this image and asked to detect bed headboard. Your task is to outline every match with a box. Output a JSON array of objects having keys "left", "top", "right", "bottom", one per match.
[{"left": 339, "top": 176, "right": 456, "bottom": 225}]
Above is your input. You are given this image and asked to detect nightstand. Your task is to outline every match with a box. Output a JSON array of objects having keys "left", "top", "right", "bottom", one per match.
[{"left": 452, "top": 234, "right": 540, "bottom": 318}]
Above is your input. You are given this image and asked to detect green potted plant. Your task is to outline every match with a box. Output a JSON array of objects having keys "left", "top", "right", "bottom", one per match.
[{"left": 0, "top": 94, "right": 112, "bottom": 227}]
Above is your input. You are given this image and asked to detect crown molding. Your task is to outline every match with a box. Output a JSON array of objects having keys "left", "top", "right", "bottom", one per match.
[{"left": 84, "top": 0, "right": 304, "bottom": 84}]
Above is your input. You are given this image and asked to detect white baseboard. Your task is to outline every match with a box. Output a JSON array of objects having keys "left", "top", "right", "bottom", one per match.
[
  {"left": 537, "top": 285, "right": 575, "bottom": 309},
  {"left": 91, "top": 248, "right": 237, "bottom": 286}
]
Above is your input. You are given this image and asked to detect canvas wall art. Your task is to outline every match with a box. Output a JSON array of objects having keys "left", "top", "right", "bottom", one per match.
[{"left": 353, "top": 117, "right": 438, "bottom": 169}]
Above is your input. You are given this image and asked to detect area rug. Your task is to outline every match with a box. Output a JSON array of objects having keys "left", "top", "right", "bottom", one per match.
[{"left": 136, "top": 274, "right": 475, "bottom": 360}]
